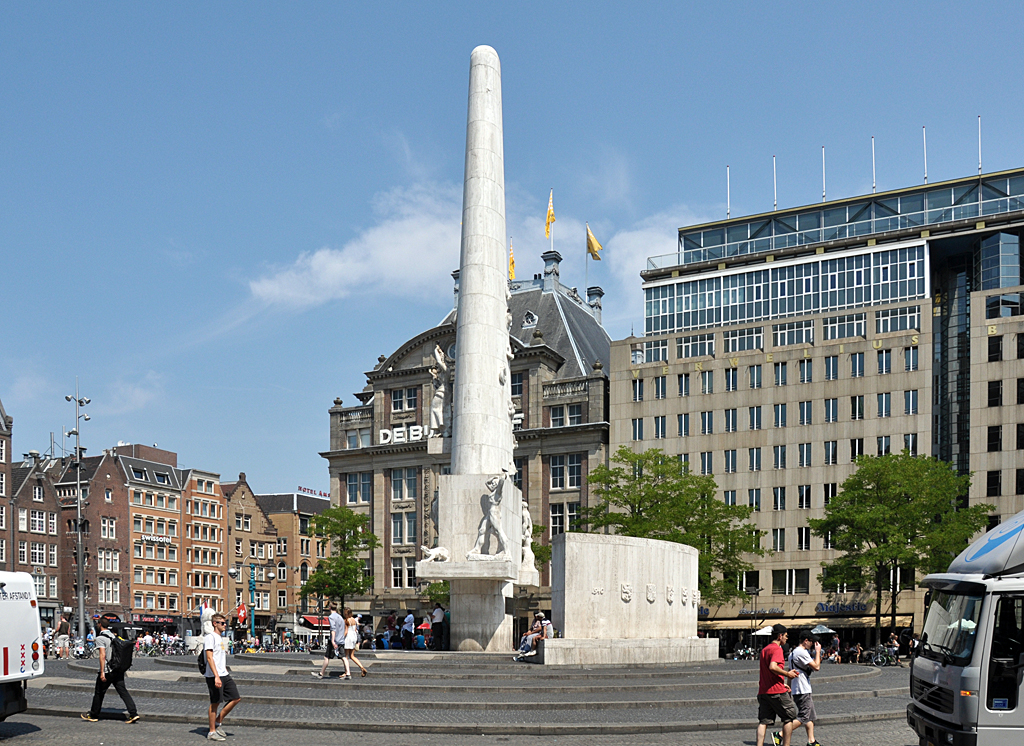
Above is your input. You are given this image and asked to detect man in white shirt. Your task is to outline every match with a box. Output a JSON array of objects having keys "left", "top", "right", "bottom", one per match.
[
  {"left": 313, "top": 603, "right": 344, "bottom": 679},
  {"left": 430, "top": 604, "right": 445, "bottom": 650},
  {"left": 204, "top": 613, "right": 242, "bottom": 741},
  {"left": 402, "top": 610, "right": 415, "bottom": 650},
  {"left": 780, "top": 630, "right": 822, "bottom": 746}
]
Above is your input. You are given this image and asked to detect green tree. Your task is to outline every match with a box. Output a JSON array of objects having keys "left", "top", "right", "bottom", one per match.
[
  {"left": 424, "top": 581, "right": 450, "bottom": 606},
  {"left": 809, "top": 452, "right": 991, "bottom": 645},
  {"left": 531, "top": 523, "right": 551, "bottom": 572},
  {"left": 581, "top": 446, "right": 764, "bottom": 606},
  {"left": 299, "top": 506, "right": 381, "bottom": 612}
]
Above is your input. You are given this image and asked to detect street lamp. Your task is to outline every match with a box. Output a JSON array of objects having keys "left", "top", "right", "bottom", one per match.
[
  {"left": 228, "top": 562, "right": 275, "bottom": 642},
  {"left": 65, "top": 383, "right": 90, "bottom": 640},
  {"left": 745, "top": 585, "right": 763, "bottom": 647}
]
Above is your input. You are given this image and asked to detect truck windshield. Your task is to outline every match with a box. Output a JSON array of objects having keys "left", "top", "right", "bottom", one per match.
[{"left": 920, "top": 591, "right": 984, "bottom": 665}]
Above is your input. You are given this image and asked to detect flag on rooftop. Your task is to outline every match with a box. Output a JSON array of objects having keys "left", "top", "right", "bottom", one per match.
[
  {"left": 509, "top": 238, "right": 515, "bottom": 279},
  {"left": 586, "top": 223, "right": 603, "bottom": 260},
  {"left": 545, "top": 189, "right": 556, "bottom": 239}
]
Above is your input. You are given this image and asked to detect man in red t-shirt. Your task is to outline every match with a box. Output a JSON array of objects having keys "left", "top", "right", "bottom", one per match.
[{"left": 756, "top": 624, "right": 800, "bottom": 746}]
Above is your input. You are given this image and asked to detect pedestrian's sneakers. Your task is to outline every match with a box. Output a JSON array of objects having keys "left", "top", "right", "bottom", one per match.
[
  {"left": 125, "top": 715, "right": 140, "bottom": 724},
  {"left": 215, "top": 725, "right": 226, "bottom": 737},
  {"left": 807, "top": 742, "right": 822, "bottom": 746},
  {"left": 80, "top": 713, "right": 98, "bottom": 722},
  {"left": 311, "top": 671, "right": 323, "bottom": 678},
  {"left": 771, "top": 731, "right": 783, "bottom": 746},
  {"left": 207, "top": 732, "right": 226, "bottom": 741}
]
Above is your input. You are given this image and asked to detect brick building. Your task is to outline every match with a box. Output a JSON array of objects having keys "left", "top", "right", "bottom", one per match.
[
  {"left": 11, "top": 451, "right": 64, "bottom": 627},
  {"left": 180, "top": 467, "right": 227, "bottom": 618}
]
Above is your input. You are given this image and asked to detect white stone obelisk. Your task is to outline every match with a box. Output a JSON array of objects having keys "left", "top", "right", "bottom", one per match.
[{"left": 415, "top": 45, "right": 525, "bottom": 652}]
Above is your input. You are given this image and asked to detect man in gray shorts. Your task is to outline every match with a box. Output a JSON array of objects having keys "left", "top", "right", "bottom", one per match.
[{"left": 781, "top": 630, "right": 822, "bottom": 746}]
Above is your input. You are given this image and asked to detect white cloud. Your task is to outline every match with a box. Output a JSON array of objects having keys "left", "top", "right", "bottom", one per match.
[
  {"left": 97, "top": 372, "right": 165, "bottom": 416},
  {"left": 249, "top": 182, "right": 462, "bottom": 309}
]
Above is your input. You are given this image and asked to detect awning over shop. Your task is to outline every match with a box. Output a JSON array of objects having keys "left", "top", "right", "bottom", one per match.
[
  {"left": 300, "top": 615, "right": 330, "bottom": 629},
  {"left": 699, "top": 615, "right": 913, "bottom": 631}
]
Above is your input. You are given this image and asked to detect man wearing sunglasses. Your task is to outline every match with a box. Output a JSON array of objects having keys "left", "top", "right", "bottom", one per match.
[{"left": 204, "top": 613, "right": 242, "bottom": 741}]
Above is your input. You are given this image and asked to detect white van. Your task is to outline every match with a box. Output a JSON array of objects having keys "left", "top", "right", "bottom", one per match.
[
  {"left": 907, "top": 509, "right": 1024, "bottom": 746},
  {"left": 0, "top": 571, "right": 45, "bottom": 721}
]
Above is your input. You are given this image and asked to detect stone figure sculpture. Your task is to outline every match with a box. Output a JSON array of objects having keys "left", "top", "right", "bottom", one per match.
[
  {"left": 421, "top": 545, "right": 450, "bottom": 562},
  {"left": 467, "top": 475, "right": 511, "bottom": 560},
  {"left": 429, "top": 344, "right": 449, "bottom": 437},
  {"left": 430, "top": 490, "right": 439, "bottom": 536},
  {"left": 520, "top": 499, "right": 536, "bottom": 573}
]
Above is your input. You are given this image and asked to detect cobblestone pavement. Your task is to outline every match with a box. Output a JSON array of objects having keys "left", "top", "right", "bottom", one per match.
[{"left": 0, "top": 711, "right": 923, "bottom": 745}]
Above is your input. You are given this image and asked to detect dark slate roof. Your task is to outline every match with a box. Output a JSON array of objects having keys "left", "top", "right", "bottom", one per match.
[
  {"left": 438, "top": 279, "right": 610, "bottom": 381},
  {"left": 10, "top": 467, "right": 32, "bottom": 496},
  {"left": 118, "top": 455, "right": 183, "bottom": 490},
  {"left": 255, "top": 493, "right": 332, "bottom": 516},
  {"left": 54, "top": 455, "right": 104, "bottom": 486}
]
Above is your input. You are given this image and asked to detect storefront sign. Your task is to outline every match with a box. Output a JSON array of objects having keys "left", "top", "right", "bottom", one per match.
[
  {"left": 132, "top": 614, "right": 178, "bottom": 624},
  {"left": 697, "top": 606, "right": 710, "bottom": 617},
  {"left": 378, "top": 425, "right": 426, "bottom": 444},
  {"left": 815, "top": 601, "right": 868, "bottom": 614},
  {"left": 140, "top": 534, "right": 171, "bottom": 544},
  {"left": 739, "top": 607, "right": 786, "bottom": 616}
]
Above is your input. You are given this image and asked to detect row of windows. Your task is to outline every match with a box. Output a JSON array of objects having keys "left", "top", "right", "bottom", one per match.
[
  {"left": 17, "top": 509, "right": 58, "bottom": 535},
  {"left": 985, "top": 470, "right": 1024, "bottom": 497},
  {"left": 740, "top": 483, "right": 838, "bottom": 512},
  {"left": 671, "top": 435, "right": 918, "bottom": 474},
  {"left": 31, "top": 574, "right": 60, "bottom": 599},
  {"left": 134, "top": 592, "right": 178, "bottom": 611},
  {"left": 133, "top": 516, "right": 174, "bottom": 536},
  {"left": 986, "top": 334, "right": 1024, "bottom": 362},
  {"left": 986, "top": 424, "right": 1024, "bottom": 451},
  {"left": 550, "top": 454, "right": 583, "bottom": 489},
  {"left": 134, "top": 542, "right": 178, "bottom": 561},
  {"left": 134, "top": 566, "right": 179, "bottom": 586},
  {"left": 132, "top": 489, "right": 179, "bottom": 511},
  {"left": 189, "top": 546, "right": 222, "bottom": 565},
  {"left": 15, "top": 541, "right": 58, "bottom": 566},
  {"left": 549, "top": 404, "right": 583, "bottom": 427},
  {"left": 986, "top": 379, "right": 1024, "bottom": 406}
]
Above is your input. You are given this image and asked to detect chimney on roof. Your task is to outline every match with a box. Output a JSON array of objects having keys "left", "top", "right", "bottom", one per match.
[
  {"left": 541, "top": 251, "right": 561, "bottom": 293},
  {"left": 587, "top": 286, "right": 604, "bottom": 324},
  {"left": 28, "top": 450, "right": 40, "bottom": 465},
  {"left": 451, "top": 269, "right": 460, "bottom": 310},
  {"left": 239, "top": 472, "right": 246, "bottom": 482}
]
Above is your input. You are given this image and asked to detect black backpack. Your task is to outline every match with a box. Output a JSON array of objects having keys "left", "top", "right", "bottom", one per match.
[
  {"left": 197, "top": 645, "right": 208, "bottom": 674},
  {"left": 104, "top": 631, "right": 134, "bottom": 674}
]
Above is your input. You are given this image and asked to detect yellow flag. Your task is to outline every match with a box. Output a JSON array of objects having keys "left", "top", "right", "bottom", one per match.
[
  {"left": 586, "top": 223, "right": 603, "bottom": 260},
  {"left": 544, "top": 189, "right": 556, "bottom": 239},
  {"left": 509, "top": 238, "right": 515, "bottom": 280}
]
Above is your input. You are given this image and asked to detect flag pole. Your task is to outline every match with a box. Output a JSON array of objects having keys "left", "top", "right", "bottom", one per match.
[{"left": 585, "top": 227, "right": 589, "bottom": 294}]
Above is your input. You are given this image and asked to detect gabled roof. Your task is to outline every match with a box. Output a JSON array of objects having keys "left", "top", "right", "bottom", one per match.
[
  {"left": 118, "top": 455, "right": 183, "bottom": 490},
  {"left": 0, "top": 395, "right": 10, "bottom": 435},
  {"left": 54, "top": 455, "right": 105, "bottom": 486},
  {"left": 10, "top": 466, "right": 32, "bottom": 496}
]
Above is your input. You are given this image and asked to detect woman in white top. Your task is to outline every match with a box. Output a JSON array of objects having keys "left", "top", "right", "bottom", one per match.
[{"left": 341, "top": 608, "right": 368, "bottom": 679}]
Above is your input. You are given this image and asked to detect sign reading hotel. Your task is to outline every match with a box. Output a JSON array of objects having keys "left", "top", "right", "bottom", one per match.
[
  {"left": 379, "top": 425, "right": 427, "bottom": 445},
  {"left": 297, "top": 486, "right": 329, "bottom": 497}
]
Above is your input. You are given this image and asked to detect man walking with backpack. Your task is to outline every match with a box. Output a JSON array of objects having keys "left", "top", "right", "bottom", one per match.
[
  {"left": 204, "top": 612, "right": 242, "bottom": 741},
  {"left": 81, "top": 618, "right": 138, "bottom": 723}
]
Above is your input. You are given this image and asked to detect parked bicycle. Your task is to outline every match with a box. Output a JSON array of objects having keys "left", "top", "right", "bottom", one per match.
[{"left": 870, "top": 645, "right": 898, "bottom": 666}]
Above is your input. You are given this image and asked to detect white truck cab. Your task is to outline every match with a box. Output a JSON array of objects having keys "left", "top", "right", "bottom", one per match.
[
  {"left": 0, "top": 571, "right": 45, "bottom": 721},
  {"left": 908, "top": 509, "right": 1024, "bottom": 746}
]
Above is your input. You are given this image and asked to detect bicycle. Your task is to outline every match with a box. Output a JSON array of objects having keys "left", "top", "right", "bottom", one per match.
[{"left": 870, "top": 645, "right": 898, "bottom": 666}]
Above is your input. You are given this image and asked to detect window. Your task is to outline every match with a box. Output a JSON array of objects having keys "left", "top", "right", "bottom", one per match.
[
  {"left": 654, "top": 376, "right": 666, "bottom": 400},
  {"left": 550, "top": 503, "right": 565, "bottom": 536},
  {"left": 724, "top": 490, "right": 737, "bottom": 506},
  {"left": 677, "top": 413, "right": 689, "bottom": 437},
  {"left": 30, "top": 510, "right": 45, "bottom": 533},
  {"left": 989, "top": 380, "right": 1003, "bottom": 407},
  {"left": 725, "top": 368, "right": 738, "bottom": 391},
  {"left": 989, "top": 335, "right": 1003, "bottom": 363},
  {"left": 824, "top": 312, "right": 866, "bottom": 340},
  {"left": 904, "top": 433, "right": 918, "bottom": 455},
  {"left": 391, "top": 387, "right": 418, "bottom": 412},
  {"left": 30, "top": 542, "right": 45, "bottom": 565},
  {"left": 821, "top": 357, "right": 838, "bottom": 385},
  {"left": 1018, "top": 469, "right": 1024, "bottom": 496},
  {"left": 678, "top": 373, "right": 690, "bottom": 397},
  {"left": 987, "top": 470, "right": 1002, "bottom": 497},
  {"left": 749, "top": 406, "right": 762, "bottom": 430},
  {"left": 749, "top": 365, "right": 762, "bottom": 389},
  {"left": 798, "top": 484, "right": 811, "bottom": 509},
  {"left": 988, "top": 426, "right": 1002, "bottom": 452},
  {"left": 774, "top": 362, "right": 787, "bottom": 387},
  {"left": 406, "top": 512, "right": 417, "bottom": 545},
  {"left": 512, "top": 458, "right": 524, "bottom": 490},
  {"left": 645, "top": 339, "right": 668, "bottom": 362},
  {"left": 701, "top": 370, "right": 714, "bottom": 395},
  {"left": 878, "top": 392, "right": 891, "bottom": 418},
  {"left": 550, "top": 405, "right": 565, "bottom": 427},
  {"left": 772, "top": 529, "right": 786, "bottom": 552},
  {"left": 725, "top": 408, "right": 737, "bottom": 432},
  {"left": 568, "top": 454, "right": 582, "bottom": 488},
  {"left": 632, "top": 379, "right": 644, "bottom": 402},
  {"left": 799, "top": 359, "right": 812, "bottom": 384},
  {"left": 850, "top": 352, "right": 864, "bottom": 377},
  {"left": 877, "top": 435, "right": 891, "bottom": 455},
  {"left": 654, "top": 415, "right": 666, "bottom": 439},
  {"left": 905, "top": 390, "right": 918, "bottom": 415},
  {"left": 773, "top": 487, "right": 786, "bottom": 510},
  {"left": 724, "top": 450, "right": 737, "bottom": 473},
  {"left": 877, "top": 349, "right": 892, "bottom": 374},
  {"left": 678, "top": 333, "right": 714, "bottom": 358},
  {"left": 700, "top": 451, "right": 713, "bottom": 475},
  {"left": 748, "top": 489, "right": 761, "bottom": 511},
  {"left": 748, "top": 448, "right": 762, "bottom": 472},
  {"left": 851, "top": 395, "right": 864, "bottom": 420},
  {"left": 32, "top": 485, "right": 43, "bottom": 502},
  {"left": 774, "top": 403, "right": 787, "bottom": 428},
  {"left": 773, "top": 445, "right": 786, "bottom": 469},
  {"left": 798, "top": 443, "right": 811, "bottom": 467},
  {"left": 723, "top": 326, "right": 763, "bottom": 352},
  {"left": 391, "top": 467, "right": 417, "bottom": 500},
  {"left": 773, "top": 320, "right": 814, "bottom": 347},
  {"left": 18, "top": 509, "right": 26, "bottom": 532},
  {"left": 798, "top": 527, "right": 811, "bottom": 551},
  {"left": 905, "top": 346, "right": 918, "bottom": 371},
  {"left": 851, "top": 438, "right": 865, "bottom": 459},
  {"left": 631, "top": 418, "right": 644, "bottom": 441},
  {"left": 1019, "top": 378, "right": 1024, "bottom": 405},
  {"left": 824, "top": 398, "right": 838, "bottom": 423},
  {"left": 347, "top": 472, "right": 372, "bottom": 504},
  {"left": 391, "top": 558, "right": 403, "bottom": 588},
  {"left": 772, "top": 568, "right": 810, "bottom": 594},
  {"left": 700, "top": 411, "right": 713, "bottom": 435},
  {"left": 550, "top": 455, "right": 565, "bottom": 489},
  {"left": 18, "top": 541, "right": 26, "bottom": 564},
  {"left": 798, "top": 401, "right": 812, "bottom": 425},
  {"left": 507, "top": 371, "right": 523, "bottom": 399},
  {"left": 391, "top": 513, "right": 404, "bottom": 544}
]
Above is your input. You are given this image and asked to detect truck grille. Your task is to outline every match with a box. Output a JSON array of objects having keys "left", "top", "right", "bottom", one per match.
[{"left": 912, "top": 675, "right": 954, "bottom": 714}]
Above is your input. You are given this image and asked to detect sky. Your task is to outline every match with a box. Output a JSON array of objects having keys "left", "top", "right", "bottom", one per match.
[{"left": 2, "top": 2, "right": 1022, "bottom": 492}]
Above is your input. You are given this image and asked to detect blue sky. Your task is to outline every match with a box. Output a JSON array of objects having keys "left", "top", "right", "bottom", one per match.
[{"left": 2, "top": 2, "right": 1022, "bottom": 492}]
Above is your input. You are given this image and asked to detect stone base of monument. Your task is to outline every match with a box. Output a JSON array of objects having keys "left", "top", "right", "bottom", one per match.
[
  {"left": 546, "top": 532, "right": 718, "bottom": 666},
  {"left": 415, "top": 559, "right": 516, "bottom": 581},
  {"left": 535, "top": 636, "right": 718, "bottom": 666}
]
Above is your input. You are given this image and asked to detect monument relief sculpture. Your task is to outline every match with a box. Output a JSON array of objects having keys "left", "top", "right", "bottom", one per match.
[
  {"left": 646, "top": 584, "right": 657, "bottom": 603},
  {"left": 466, "top": 475, "right": 511, "bottom": 561},
  {"left": 421, "top": 545, "right": 450, "bottom": 562},
  {"left": 520, "top": 499, "right": 536, "bottom": 573},
  {"left": 429, "top": 344, "right": 452, "bottom": 438},
  {"left": 666, "top": 586, "right": 675, "bottom": 604},
  {"left": 620, "top": 583, "right": 633, "bottom": 603}
]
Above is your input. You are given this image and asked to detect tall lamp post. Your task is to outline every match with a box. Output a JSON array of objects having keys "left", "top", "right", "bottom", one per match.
[
  {"left": 745, "top": 585, "right": 763, "bottom": 649},
  {"left": 228, "top": 562, "right": 275, "bottom": 642},
  {"left": 65, "top": 384, "right": 90, "bottom": 640}
]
